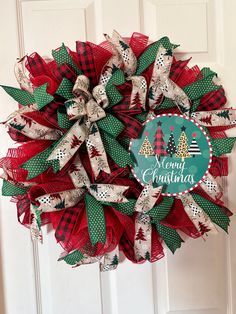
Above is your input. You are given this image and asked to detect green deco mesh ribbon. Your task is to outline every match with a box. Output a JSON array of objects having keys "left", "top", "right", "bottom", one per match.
[
  {"left": 61, "top": 250, "right": 84, "bottom": 265},
  {"left": 85, "top": 193, "right": 106, "bottom": 246},
  {"left": 2, "top": 180, "right": 29, "bottom": 196},
  {"left": 191, "top": 193, "right": 230, "bottom": 232},
  {"left": 1, "top": 83, "right": 53, "bottom": 109},
  {"left": 147, "top": 197, "right": 183, "bottom": 253}
]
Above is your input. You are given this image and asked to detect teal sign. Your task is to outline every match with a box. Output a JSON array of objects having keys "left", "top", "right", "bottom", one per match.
[{"left": 130, "top": 114, "right": 212, "bottom": 195}]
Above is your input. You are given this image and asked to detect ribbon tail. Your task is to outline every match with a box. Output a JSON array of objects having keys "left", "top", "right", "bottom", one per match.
[
  {"left": 3, "top": 104, "right": 37, "bottom": 124},
  {"left": 134, "top": 213, "right": 152, "bottom": 260},
  {"left": 148, "top": 44, "right": 173, "bottom": 109},
  {"left": 6, "top": 113, "right": 62, "bottom": 140},
  {"left": 104, "top": 30, "right": 137, "bottom": 77},
  {"left": 191, "top": 193, "right": 230, "bottom": 233},
  {"left": 30, "top": 204, "right": 42, "bottom": 243},
  {"left": 47, "top": 120, "right": 87, "bottom": 170},
  {"left": 191, "top": 109, "right": 236, "bottom": 127},
  {"left": 148, "top": 44, "right": 191, "bottom": 115},
  {"left": 69, "top": 155, "right": 90, "bottom": 188},
  {"left": 179, "top": 193, "right": 218, "bottom": 238},
  {"left": 130, "top": 76, "right": 147, "bottom": 110},
  {"left": 134, "top": 184, "right": 163, "bottom": 213},
  {"left": 14, "top": 57, "right": 33, "bottom": 93},
  {"left": 59, "top": 250, "right": 84, "bottom": 264},
  {"left": 100, "top": 246, "right": 119, "bottom": 271},
  {"left": 60, "top": 250, "right": 101, "bottom": 267},
  {"left": 86, "top": 122, "right": 111, "bottom": 179},
  {"left": 36, "top": 188, "right": 85, "bottom": 212},
  {"left": 134, "top": 184, "right": 162, "bottom": 261},
  {"left": 155, "top": 222, "right": 183, "bottom": 254},
  {"left": 88, "top": 184, "right": 129, "bottom": 203},
  {"left": 85, "top": 193, "right": 106, "bottom": 246},
  {"left": 200, "top": 173, "right": 223, "bottom": 201}
]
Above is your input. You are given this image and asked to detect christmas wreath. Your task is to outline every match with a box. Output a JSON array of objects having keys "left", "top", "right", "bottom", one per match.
[{"left": 1, "top": 30, "right": 236, "bottom": 271}]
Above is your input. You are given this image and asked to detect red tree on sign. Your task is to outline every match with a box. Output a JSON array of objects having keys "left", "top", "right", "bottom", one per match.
[{"left": 153, "top": 121, "right": 167, "bottom": 160}]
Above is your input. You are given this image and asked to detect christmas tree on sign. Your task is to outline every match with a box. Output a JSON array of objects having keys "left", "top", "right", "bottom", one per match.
[
  {"left": 166, "top": 126, "right": 177, "bottom": 157},
  {"left": 175, "top": 126, "right": 191, "bottom": 162},
  {"left": 139, "top": 132, "right": 154, "bottom": 158},
  {"left": 188, "top": 133, "right": 201, "bottom": 157},
  {"left": 153, "top": 121, "right": 167, "bottom": 160}
]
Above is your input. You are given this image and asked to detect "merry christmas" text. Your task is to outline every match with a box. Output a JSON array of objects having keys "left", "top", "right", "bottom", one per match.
[{"left": 141, "top": 156, "right": 195, "bottom": 185}]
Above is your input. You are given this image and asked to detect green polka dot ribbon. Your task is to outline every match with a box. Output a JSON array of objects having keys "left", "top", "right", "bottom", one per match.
[
  {"left": 61, "top": 250, "right": 84, "bottom": 265},
  {"left": 33, "top": 83, "right": 54, "bottom": 110},
  {"left": 21, "top": 143, "right": 60, "bottom": 180},
  {"left": 100, "top": 130, "right": 133, "bottom": 168},
  {"left": 183, "top": 69, "right": 220, "bottom": 101},
  {"left": 191, "top": 193, "right": 230, "bottom": 232},
  {"left": 56, "top": 78, "right": 74, "bottom": 99},
  {"left": 1, "top": 83, "right": 53, "bottom": 109},
  {"left": 135, "top": 37, "right": 179, "bottom": 76},
  {"left": 52, "top": 43, "right": 82, "bottom": 76},
  {"left": 106, "top": 69, "right": 125, "bottom": 107},
  {"left": 97, "top": 113, "right": 124, "bottom": 137},
  {"left": 0, "top": 85, "right": 35, "bottom": 106},
  {"left": 85, "top": 193, "right": 106, "bottom": 246},
  {"left": 154, "top": 222, "right": 184, "bottom": 253},
  {"left": 211, "top": 138, "right": 236, "bottom": 157},
  {"left": 148, "top": 197, "right": 174, "bottom": 221},
  {"left": 103, "top": 199, "right": 136, "bottom": 216},
  {"left": 2, "top": 180, "right": 29, "bottom": 196}
]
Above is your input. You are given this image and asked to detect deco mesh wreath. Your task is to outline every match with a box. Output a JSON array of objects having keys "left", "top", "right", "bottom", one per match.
[{"left": 1, "top": 30, "right": 236, "bottom": 271}]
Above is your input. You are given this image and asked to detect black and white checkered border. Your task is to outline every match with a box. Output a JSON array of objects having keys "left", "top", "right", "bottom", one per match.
[{"left": 129, "top": 113, "right": 213, "bottom": 197}]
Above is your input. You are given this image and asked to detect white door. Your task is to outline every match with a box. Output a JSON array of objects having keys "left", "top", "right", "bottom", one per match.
[{"left": 0, "top": 1, "right": 236, "bottom": 314}]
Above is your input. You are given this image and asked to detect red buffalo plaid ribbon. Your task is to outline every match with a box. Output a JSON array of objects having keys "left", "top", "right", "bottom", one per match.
[
  {"left": 113, "top": 95, "right": 143, "bottom": 139},
  {"left": 26, "top": 53, "right": 52, "bottom": 77},
  {"left": 55, "top": 207, "right": 80, "bottom": 243},
  {"left": 53, "top": 63, "right": 77, "bottom": 83},
  {"left": 153, "top": 123, "right": 167, "bottom": 158},
  {"left": 170, "top": 58, "right": 191, "bottom": 83},
  {"left": 198, "top": 88, "right": 227, "bottom": 111},
  {"left": 76, "top": 42, "right": 97, "bottom": 86}
]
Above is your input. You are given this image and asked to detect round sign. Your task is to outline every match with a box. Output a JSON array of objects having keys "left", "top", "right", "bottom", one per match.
[{"left": 130, "top": 114, "right": 212, "bottom": 196}]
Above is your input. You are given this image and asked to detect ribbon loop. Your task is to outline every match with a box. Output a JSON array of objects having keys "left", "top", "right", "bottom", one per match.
[
  {"left": 92, "top": 84, "right": 108, "bottom": 108},
  {"left": 86, "top": 99, "right": 106, "bottom": 122},
  {"left": 72, "top": 75, "right": 91, "bottom": 99},
  {"left": 105, "top": 30, "right": 137, "bottom": 77},
  {"left": 148, "top": 44, "right": 191, "bottom": 115},
  {"left": 129, "top": 76, "right": 147, "bottom": 110}
]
